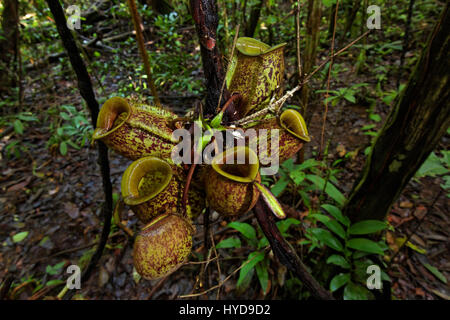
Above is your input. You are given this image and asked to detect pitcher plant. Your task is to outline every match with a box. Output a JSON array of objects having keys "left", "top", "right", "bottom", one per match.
[
  {"left": 225, "top": 37, "right": 286, "bottom": 118},
  {"left": 92, "top": 97, "right": 179, "bottom": 160},
  {"left": 121, "top": 156, "right": 205, "bottom": 223}
]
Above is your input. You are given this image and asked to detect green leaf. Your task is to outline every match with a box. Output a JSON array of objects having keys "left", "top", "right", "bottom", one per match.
[
  {"left": 237, "top": 252, "right": 265, "bottom": 287},
  {"left": 46, "top": 261, "right": 66, "bottom": 276},
  {"left": 13, "top": 120, "right": 24, "bottom": 135},
  {"left": 327, "top": 255, "right": 351, "bottom": 269},
  {"left": 258, "top": 236, "right": 269, "bottom": 249},
  {"left": 228, "top": 222, "right": 256, "bottom": 240},
  {"left": 423, "top": 263, "right": 447, "bottom": 284},
  {"left": 309, "top": 228, "right": 344, "bottom": 252},
  {"left": 306, "top": 174, "right": 346, "bottom": 205},
  {"left": 289, "top": 170, "right": 306, "bottom": 185},
  {"left": 416, "top": 152, "right": 448, "bottom": 178},
  {"left": 46, "top": 279, "right": 65, "bottom": 287},
  {"left": 322, "top": 0, "right": 337, "bottom": 8},
  {"left": 60, "top": 112, "right": 71, "bottom": 121},
  {"left": 324, "top": 219, "right": 347, "bottom": 239},
  {"left": 276, "top": 218, "right": 301, "bottom": 234},
  {"left": 343, "top": 282, "right": 373, "bottom": 300},
  {"left": 295, "top": 158, "right": 322, "bottom": 171},
  {"left": 17, "top": 113, "right": 38, "bottom": 122},
  {"left": 255, "top": 260, "right": 269, "bottom": 295},
  {"left": 361, "top": 124, "right": 376, "bottom": 131},
  {"left": 254, "top": 181, "right": 286, "bottom": 219},
  {"left": 59, "top": 141, "right": 68, "bottom": 155},
  {"left": 321, "top": 204, "right": 350, "bottom": 227},
  {"left": 343, "top": 93, "right": 356, "bottom": 103},
  {"left": 347, "top": 238, "right": 385, "bottom": 254},
  {"left": 309, "top": 213, "right": 331, "bottom": 224},
  {"left": 330, "top": 273, "right": 350, "bottom": 292},
  {"left": 210, "top": 111, "right": 224, "bottom": 128},
  {"left": 12, "top": 231, "right": 29, "bottom": 243},
  {"left": 369, "top": 114, "right": 382, "bottom": 122},
  {"left": 349, "top": 220, "right": 387, "bottom": 235},
  {"left": 271, "top": 178, "right": 289, "bottom": 197},
  {"left": 215, "top": 237, "right": 241, "bottom": 249}
]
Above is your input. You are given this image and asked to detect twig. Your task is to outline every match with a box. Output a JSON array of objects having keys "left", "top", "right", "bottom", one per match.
[
  {"left": 253, "top": 198, "right": 334, "bottom": 299},
  {"left": 186, "top": 256, "right": 219, "bottom": 265},
  {"left": 209, "top": 231, "right": 222, "bottom": 300},
  {"left": 296, "top": 0, "right": 303, "bottom": 80},
  {"left": 147, "top": 275, "right": 170, "bottom": 299},
  {"left": 217, "top": 24, "right": 240, "bottom": 114},
  {"left": 232, "top": 30, "right": 371, "bottom": 126},
  {"left": 127, "top": 0, "right": 161, "bottom": 107},
  {"left": 0, "top": 275, "right": 13, "bottom": 300},
  {"left": 113, "top": 200, "right": 135, "bottom": 238},
  {"left": 319, "top": 0, "right": 339, "bottom": 158},
  {"left": 200, "top": 208, "right": 212, "bottom": 289},
  {"left": 178, "top": 248, "right": 268, "bottom": 298},
  {"left": 46, "top": 0, "right": 113, "bottom": 300}
]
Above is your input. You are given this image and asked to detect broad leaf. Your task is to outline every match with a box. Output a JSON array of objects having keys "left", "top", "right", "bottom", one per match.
[
  {"left": 349, "top": 220, "right": 387, "bottom": 235},
  {"left": 276, "top": 218, "right": 301, "bottom": 234},
  {"left": 330, "top": 273, "right": 350, "bottom": 292},
  {"left": 327, "top": 255, "right": 350, "bottom": 269},
  {"left": 321, "top": 204, "right": 350, "bottom": 227},
  {"left": 309, "top": 228, "right": 344, "bottom": 252},
  {"left": 237, "top": 252, "right": 265, "bottom": 288},
  {"left": 271, "top": 177, "right": 289, "bottom": 197},
  {"left": 228, "top": 222, "right": 256, "bottom": 240},
  {"left": 324, "top": 219, "right": 347, "bottom": 239},
  {"left": 255, "top": 260, "right": 269, "bottom": 295},
  {"left": 306, "top": 174, "right": 346, "bottom": 205},
  {"left": 423, "top": 263, "right": 447, "bottom": 284},
  {"left": 347, "top": 238, "right": 385, "bottom": 254},
  {"left": 416, "top": 152, "right": 448, "bottom": 177},
  {"left": 215, "top": 237, "right": 241, "bottom": 249},
  {"left": 343, "top": 282, "right": 373, "bottom": 300}
]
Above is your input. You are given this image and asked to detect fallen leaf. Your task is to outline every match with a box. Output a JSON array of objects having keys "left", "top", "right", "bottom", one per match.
[
  {"left": 415, "top": 287, "right": 425, "bottom": 297},
  {"left": 98, "top": 267, "right": 109, "bottom": 287},
  {"left": 336, "top": 144, "right": 346, "bottom": 157},
  {"left": 12, "top": 231, "right": 29, "bottom": 243},
  {"left": 414, "top": 205, "right": 427, "bottom": 219},
  {"left": 64, "top": 202, "right": 79, "bottom": 219},
  {"left": 400, "top": 201, "right": 414, "bottom": 209},
  {"left": 7, "top": 178, "right": 31, "bottom": 192},
  {"left": 431, "top": 289, "right": 450, "bottom": 300}
]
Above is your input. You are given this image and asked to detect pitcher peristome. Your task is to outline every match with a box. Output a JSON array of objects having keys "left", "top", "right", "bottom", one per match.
[{"left": 92, "top": 97, "right": 179, "bottom": 160}]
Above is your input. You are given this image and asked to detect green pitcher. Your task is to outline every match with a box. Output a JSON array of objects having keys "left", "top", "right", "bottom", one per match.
[
  {"left": 92, "top": 97, "right": 179, "bottom": 160},
  {"left": 225, "top": 37, "right": 286, "bottom": 118}
]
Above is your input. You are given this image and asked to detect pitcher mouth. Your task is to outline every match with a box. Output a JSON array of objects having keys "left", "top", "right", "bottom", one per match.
[
  {"left": 92, "top": 97, "right": 132, "bottom": 140},
  {"left": 121, "top": 156, "right": 173, "bottom": 206},
  {"left": 211, "top": 146, "right": 259, "bottom": 183},
  {"left": 279, "top": 109, "right": 311, "bottom": 142},
  {"left": 236, "top": 37, "right": 287, "bottom": 56}
]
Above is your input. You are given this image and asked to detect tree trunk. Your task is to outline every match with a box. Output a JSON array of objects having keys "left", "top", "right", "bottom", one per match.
[
  {"left": 46, "top": 0, "right": 114, "bottom": 295},
  {"left": 244, "top": 0, "right": 264, "bottom": 37},
  {"left": 344, "top": 4, "right": 450, "bottom": 222},
  {"left": 342, "top": 0, "right": 361, "bottom": 39},
  {"left": 190, "top": 0, "right": 238, "bottom": 120},
  {"left": 0, "top": 0, "right": 19, "bottom": 97},
  {"left": 301, "top": 0, "right": 322, "bottom": 117}
]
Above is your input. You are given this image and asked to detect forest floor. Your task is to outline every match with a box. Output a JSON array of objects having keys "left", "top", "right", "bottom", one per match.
[{"left": 0, "top": 26, "right": 448, "bottom": 300}]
